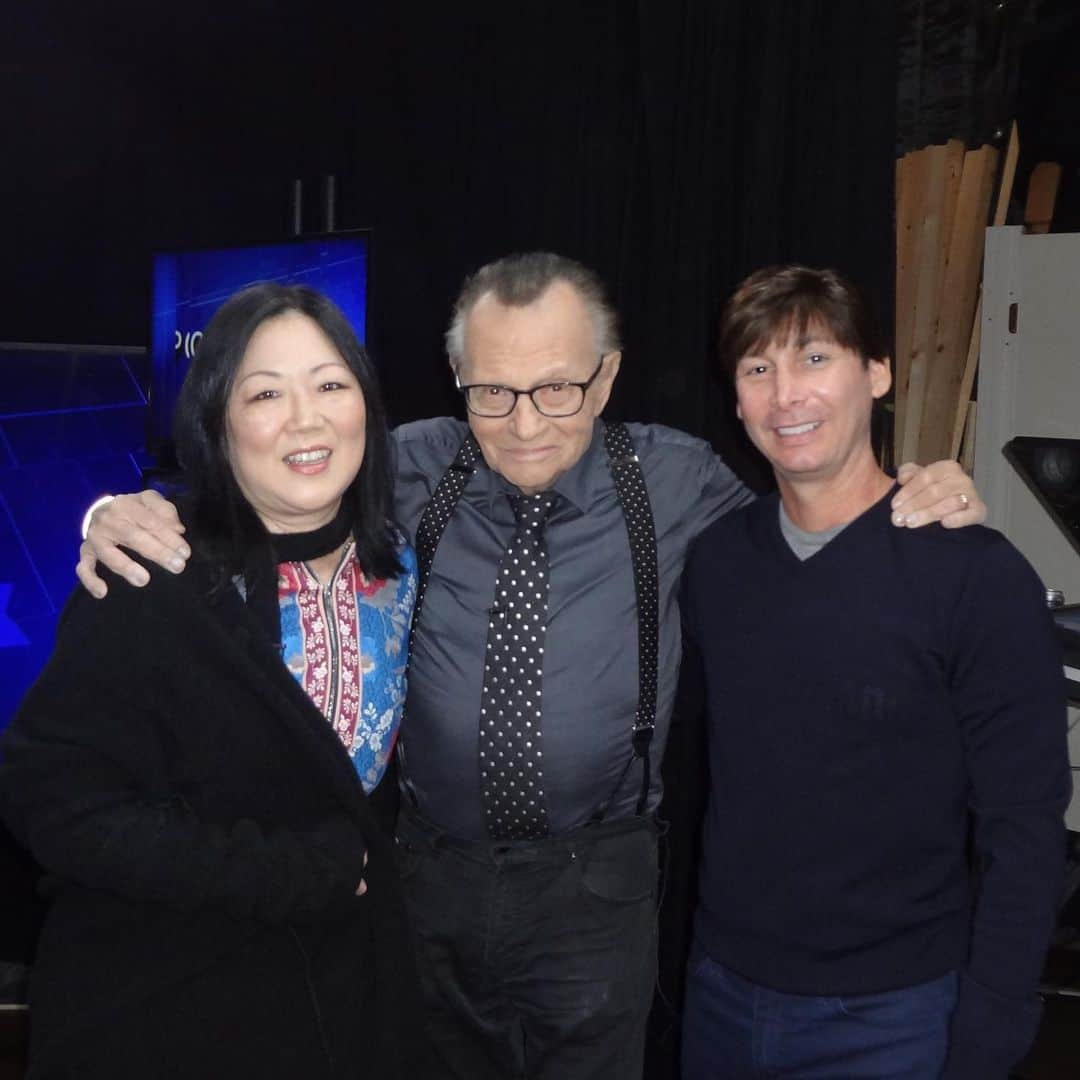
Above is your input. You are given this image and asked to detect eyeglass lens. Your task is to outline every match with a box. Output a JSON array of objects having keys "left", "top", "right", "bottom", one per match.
[{"left": 465, "top": 383, "right": 585, "bottom": 417}]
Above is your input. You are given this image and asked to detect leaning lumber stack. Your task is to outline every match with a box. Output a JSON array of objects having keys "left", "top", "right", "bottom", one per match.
[{"left": 893, "top": 125, "right": 1017, "bottom": 467}]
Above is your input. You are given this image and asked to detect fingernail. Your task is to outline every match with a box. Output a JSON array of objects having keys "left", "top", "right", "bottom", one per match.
[
  {"left": 892, "top": 512, "right": 906, "bottom": 526},
  {"left": 132, "top": 569, "right": 149, "bottom": 586},
  {"left": 178, "top": 544, "right": 190, "bottom": 559},
  {"left": 168, "top": 556, "right": 185, "bottom": 573},
  {"left": 93, "top": 586, "right": 107, "bottom": 600}
]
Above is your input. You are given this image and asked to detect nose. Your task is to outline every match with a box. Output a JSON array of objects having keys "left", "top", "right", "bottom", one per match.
[
  {"left": 286, "top": 388, "right": 323, "bottom": 430},
  {"left": 773, "top": 365, "right": 806, "bottom": 410},
  {"left": 507, "top": 392, "right": 547, "bottom": 439}
]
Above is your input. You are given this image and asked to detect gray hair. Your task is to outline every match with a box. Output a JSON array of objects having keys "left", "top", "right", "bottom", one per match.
[{"left": 445, "top": 251, "right": 621, "bottom": 370}]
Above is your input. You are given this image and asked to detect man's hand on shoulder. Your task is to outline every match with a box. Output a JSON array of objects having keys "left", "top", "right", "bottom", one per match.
[
  {"left": 76, "top": 491, "right": 189, "bottom": 599},
  {"left": 891, "top": 460, "right": 986, "bottom": 530}
]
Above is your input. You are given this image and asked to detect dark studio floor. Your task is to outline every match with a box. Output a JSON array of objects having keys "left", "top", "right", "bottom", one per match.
[{"left": 0, "top": 963, "right": 1078, "bottom": 1078}]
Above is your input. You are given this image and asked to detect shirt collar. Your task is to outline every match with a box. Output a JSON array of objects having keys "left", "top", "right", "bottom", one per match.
[{"left": 479, "top": 419, "right": 606, "bottom": 515}]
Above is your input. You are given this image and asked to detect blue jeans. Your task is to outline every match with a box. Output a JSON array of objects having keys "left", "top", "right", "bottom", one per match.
[{"left": 682, "top": 944, "right": 957, "bottom": 1079}]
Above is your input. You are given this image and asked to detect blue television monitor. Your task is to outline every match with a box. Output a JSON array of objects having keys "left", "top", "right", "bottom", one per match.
[{"left": 149, "top": 231, "right": 370, "bottom": 457}]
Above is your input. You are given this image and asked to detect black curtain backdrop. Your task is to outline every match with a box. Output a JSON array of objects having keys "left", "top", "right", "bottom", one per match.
[
  {"left": 5, "top": 0, "right": 896, "bottom": 461},
  {"left": 332, "top": 1, "right": 897, "bottom": 488},
  {"left": 4, "top": 4, "right": 897, "bottom": 1075}
]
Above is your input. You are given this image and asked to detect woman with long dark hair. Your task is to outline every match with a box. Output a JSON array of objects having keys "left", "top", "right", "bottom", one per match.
[{"left": 1, "top": 284, "right": 424, "bottom": 1077}]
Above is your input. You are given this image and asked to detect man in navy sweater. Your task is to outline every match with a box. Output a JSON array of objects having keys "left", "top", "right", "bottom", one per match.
[{"left": 681, "top": 266, "right": 1070, "bottom": 1079}]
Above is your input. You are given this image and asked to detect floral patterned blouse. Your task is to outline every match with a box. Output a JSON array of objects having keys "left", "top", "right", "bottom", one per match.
[{"left": 277, "top": 540, "right": 417, "bottom": 793}]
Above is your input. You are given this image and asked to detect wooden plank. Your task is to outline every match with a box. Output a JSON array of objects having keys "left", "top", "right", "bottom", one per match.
[
  {"left": 958, "top": 399, "right": 977, "bottom": 474},
  {"left": 894, "top": 149, "right": 928, "bottom": 460},
  {"left": 894, "top": 148, "right": 926, "bottom": 460},
  {"left": 900, "top": 140, "right": 963, "bottom": 465},
  {"left": 895, "top": 154, "right": 906, "bottom": 228},
  {"left": 918, "top": 145, "right": 998, "bottom": 462},
  {"left": 1024, "top": 161, "right": 1063, "bottom": 233},
  {"left": 993, "top": 120, "right": 1019, "bottom": 227},
  {"left": 950, "top": 294, "right": 983, "bottom": 459},
  {"left": 936, "top": 140, "right": 968, "bottom": 281},
  {"left": 949, "top": 122, "right": 1020, "bottom": 458}
]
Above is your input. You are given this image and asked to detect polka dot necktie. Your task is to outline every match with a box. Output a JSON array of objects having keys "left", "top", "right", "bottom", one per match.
[{"left": 479, "top": 492, "right": 557, "bottom": 840}]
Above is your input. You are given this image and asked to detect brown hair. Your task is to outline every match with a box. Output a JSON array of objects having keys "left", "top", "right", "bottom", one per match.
[{"left": 719, "top": 265, "right": 886, "bottom": 380}]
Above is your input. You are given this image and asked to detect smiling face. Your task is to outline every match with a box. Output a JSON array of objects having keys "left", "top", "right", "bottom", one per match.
[
  {"left": 458, "top": 280, "right": 620, "bottom": 494},
  {"left": 224, "top": 311, "right": 367, "bottom": 533},
  {"left": 734, "top": 326, "right": 891, "bottom": 494}
]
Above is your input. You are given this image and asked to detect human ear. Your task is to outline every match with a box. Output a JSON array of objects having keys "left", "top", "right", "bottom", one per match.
[
  {"left": 591, "top": 351, "right": 621, "bottom": 414},
  {"left": 870, "top": 356, "right": 892, "bottom": 400}
]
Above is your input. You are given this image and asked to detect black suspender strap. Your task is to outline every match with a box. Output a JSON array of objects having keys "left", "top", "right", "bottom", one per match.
[
  {"left": 399, "top": 422, "right": 660, "bottom": 821},
  {"left": 410, "top": 433, "right": 484, "bottom": 638},
  {"left": 591, "top": 421, "right": 660, "bottom": 820},
  {"left": 397, "top": 433, "right": 483, "bottom": 806}
]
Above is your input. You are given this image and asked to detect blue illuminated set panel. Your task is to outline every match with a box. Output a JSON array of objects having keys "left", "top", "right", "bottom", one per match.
[
  {"left": 0, "top": 232, "right": 370, "bottom": 727},
  {"left": 0, "top": 346, "right": 149, "bottom": 725}
]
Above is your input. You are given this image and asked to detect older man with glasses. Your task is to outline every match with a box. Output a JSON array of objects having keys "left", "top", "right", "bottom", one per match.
[{"left": 78, "top": 252, "right": 985, "bottom": 1079}]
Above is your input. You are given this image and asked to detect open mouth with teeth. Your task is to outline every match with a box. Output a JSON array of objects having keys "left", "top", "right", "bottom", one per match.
[
  {"left": 284, "top": 449, "right": 331, "bottom": 465},
  {"left": 776, "top": 421, "right": 822, "bottom": 437}
]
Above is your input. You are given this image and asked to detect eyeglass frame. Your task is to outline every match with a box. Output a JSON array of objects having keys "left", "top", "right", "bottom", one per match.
[{"left": 455, "top": 355, "right": 609, "bottom": 418}]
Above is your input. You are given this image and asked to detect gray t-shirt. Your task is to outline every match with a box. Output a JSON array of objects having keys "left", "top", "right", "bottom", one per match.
[
  {"left": 778, "top": 501, "right": 848, "bottom": 561},
  {"left": 391, "top": 417, "right": 754, "bottom": 839}
]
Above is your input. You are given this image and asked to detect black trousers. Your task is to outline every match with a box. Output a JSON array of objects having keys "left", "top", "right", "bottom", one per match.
[{"left": 396, "top": 808, "right": 659, "bottom": 1080}]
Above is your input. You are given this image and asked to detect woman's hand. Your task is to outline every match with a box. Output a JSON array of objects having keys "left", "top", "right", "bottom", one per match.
[
  {"left": 76, "top": 491, "right": 190, "bottom": 597},
  {"left": 891, "top": 460, "right": 986, "bottom": 529}
]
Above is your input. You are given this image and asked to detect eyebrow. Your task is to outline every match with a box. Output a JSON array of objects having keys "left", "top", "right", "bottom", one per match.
[
  {"left": 236, "top": 360, "right": 349, "bottom": 386},
  {"left": 740, "top": 333, "right": 836, "bottom": 359},
  {"left": 473, "top": 372, "right": 575, "bottom": 388},
  {"left": 468, "top": 357, "right": 602, "bottom": 388}
]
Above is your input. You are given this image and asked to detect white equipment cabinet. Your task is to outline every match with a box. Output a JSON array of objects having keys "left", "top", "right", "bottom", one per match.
[{"left": 974, "top": 225, "right": 1080, "bottom": 830}]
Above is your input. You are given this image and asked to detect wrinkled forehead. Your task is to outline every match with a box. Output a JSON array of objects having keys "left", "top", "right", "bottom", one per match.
[{"left": 461, "top": 286, "right": 597, "bottom": 374}]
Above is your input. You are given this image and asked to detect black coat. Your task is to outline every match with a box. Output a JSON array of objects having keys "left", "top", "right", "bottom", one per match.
[{"left": 0, "top": 553, "right": 426, "bottom": 1079}]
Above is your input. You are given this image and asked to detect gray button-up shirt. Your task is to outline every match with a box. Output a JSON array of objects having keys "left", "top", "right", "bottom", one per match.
[{"left": 393, "top": 417, "right": 753, "bottom": 839}]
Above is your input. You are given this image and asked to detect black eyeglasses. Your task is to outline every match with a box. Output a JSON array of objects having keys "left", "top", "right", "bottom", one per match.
[{"left": 457, "top": 356, "right": 607, "bottom": 418}]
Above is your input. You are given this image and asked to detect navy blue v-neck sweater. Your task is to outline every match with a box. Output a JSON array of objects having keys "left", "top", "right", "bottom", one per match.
[{"left": 683, "top": 488, "right": 1070, "bottom": 1076}]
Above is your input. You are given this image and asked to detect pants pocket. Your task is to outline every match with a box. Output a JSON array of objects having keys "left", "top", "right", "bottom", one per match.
[
  {"left": 577, "top": 825, "right": 658, "bottom": 904},
  {"left": 835, "top": 970, "right": 958, "bottom": 1027}
]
